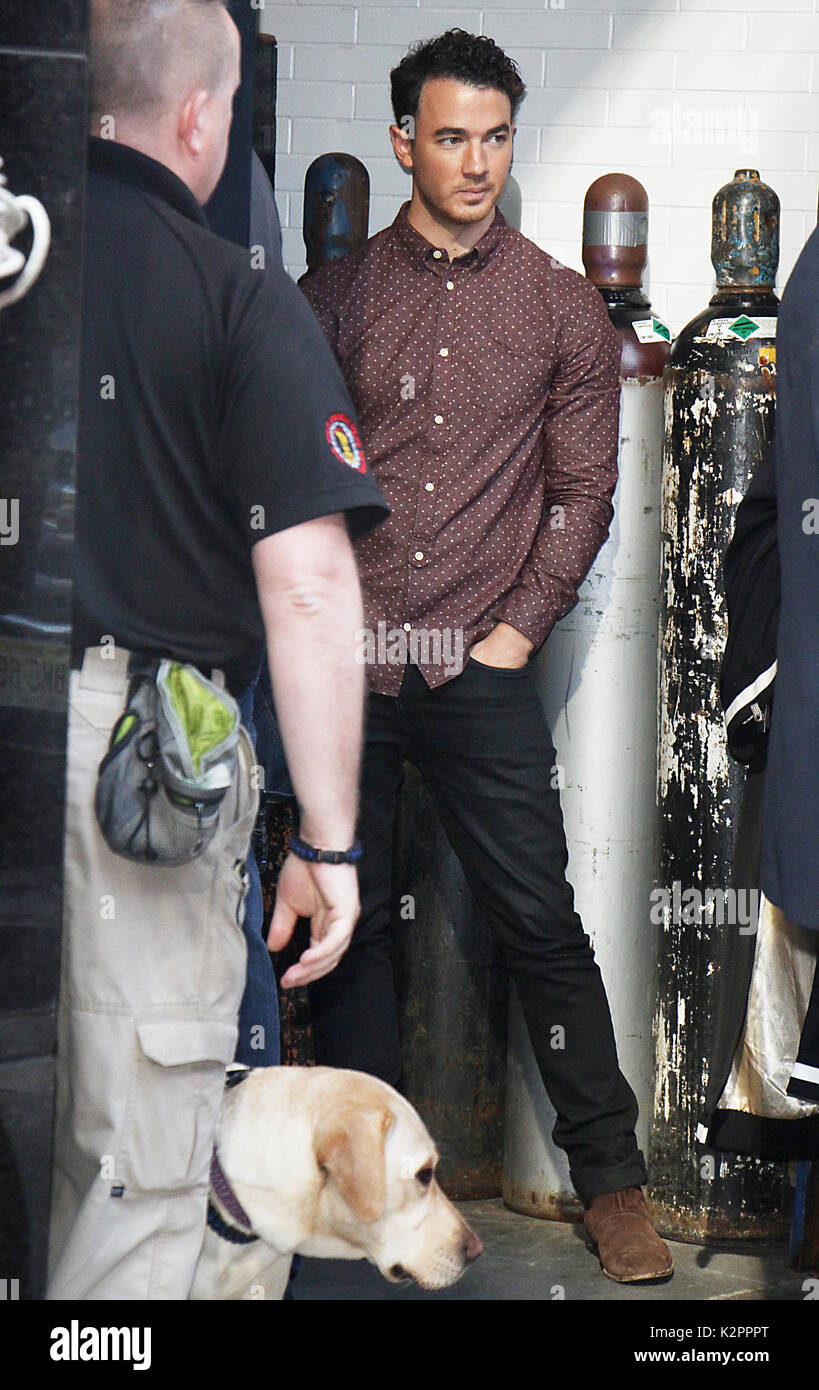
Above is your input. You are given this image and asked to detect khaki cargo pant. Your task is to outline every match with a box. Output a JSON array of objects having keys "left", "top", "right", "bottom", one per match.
[{"left": 47, "top": 647, "right": 258, "bottom": 1300}]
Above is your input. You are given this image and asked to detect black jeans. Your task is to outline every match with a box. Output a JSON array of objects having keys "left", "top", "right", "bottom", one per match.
[{"left": 309, "top": 658, "right": 647, "bottom": 1201}]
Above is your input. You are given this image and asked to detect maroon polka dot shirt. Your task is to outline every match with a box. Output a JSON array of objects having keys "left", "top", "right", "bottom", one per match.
[{"left": 302, "top": 202, "right": 621, "bottom": 695}]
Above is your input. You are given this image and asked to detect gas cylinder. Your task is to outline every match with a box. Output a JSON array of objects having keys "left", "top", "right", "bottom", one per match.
[
  {"left": 302, "top": 153, "right": 369, "bottom": 273},
  {"left": 649, "top": 169, "right": 788, "bottom": 1241},
  {"left": 503, "top": 175, "right": 670, "bottom": 1220},
  {"left": 392, "top": 765, "right": 508, "bottom": 1199}
]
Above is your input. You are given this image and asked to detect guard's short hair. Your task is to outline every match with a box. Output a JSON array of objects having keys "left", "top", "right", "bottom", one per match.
[
  {"left": 391, "top": 29, "right": 526, "bottom": 128},
  {"left": 90, "top": 0, "right": 232, "bottom": 123}
]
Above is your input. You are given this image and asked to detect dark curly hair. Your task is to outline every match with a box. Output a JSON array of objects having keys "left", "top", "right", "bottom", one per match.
[{"left": 390, "top": 29, "right": 526, "bottom": 128}]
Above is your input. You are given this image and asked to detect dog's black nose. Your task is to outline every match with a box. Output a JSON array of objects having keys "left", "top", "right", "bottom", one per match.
[{"left": 389, "top": 1264, "right": 407, "bottom": 1279}]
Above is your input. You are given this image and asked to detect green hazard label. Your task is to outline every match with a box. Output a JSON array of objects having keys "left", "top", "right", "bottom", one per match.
[
  {"left": 632, "top": 316, "right": 672, "bottom": 344},
  {"left": 728, "top": 315, "right": 759, "bottom": 340},
  {"left": 699, "top": 316, "right": 777, "bottom": 344}
]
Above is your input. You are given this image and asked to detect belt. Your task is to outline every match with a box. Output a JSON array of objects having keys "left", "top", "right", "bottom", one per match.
[
  {"left": 70, "top": 645, "right": 227, "bottom": 692},
  {"left": 70, "top": 649, "right": 177, "bottom": 676}
]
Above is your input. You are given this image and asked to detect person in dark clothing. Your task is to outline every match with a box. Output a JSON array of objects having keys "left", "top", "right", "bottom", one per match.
[{"left": 49, "top": 0, "right": 386, "bottom": 1300}]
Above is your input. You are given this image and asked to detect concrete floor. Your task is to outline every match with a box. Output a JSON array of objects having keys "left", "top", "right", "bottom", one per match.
[{"left": 292, "top": 1197, "right": 810, "bottom": 1301}]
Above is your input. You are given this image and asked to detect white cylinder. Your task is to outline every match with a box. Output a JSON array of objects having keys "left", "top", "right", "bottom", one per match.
[{"left": 503, "top": 376, "right": 663, "bottom": 1218}]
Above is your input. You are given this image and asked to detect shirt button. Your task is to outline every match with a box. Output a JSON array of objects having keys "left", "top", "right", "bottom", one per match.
[
  {"left": 403, "top": 622, "right": 411, "bottom": 632},
  {"left": 425, "top": 482, "right": 434, "bottom": 492},
  {"left": 439, "top": 347, "right": 449, "bottom": 357},
  {"left": 432, "top": 249, "right": 443, "bottom": 259},
  {"left": 414, "top": 550, "right": 425, "bottom": 562},
  {"left": 446, "top": 280, "right": 455, "bottom": 291},
  {"left": 434, "top": 414, "right": 444, "bottom": 424}
]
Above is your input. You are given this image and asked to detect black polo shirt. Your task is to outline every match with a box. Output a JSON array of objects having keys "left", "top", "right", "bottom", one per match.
[{"left": 74, "top": 137, "right": 387, "bottom": 690}]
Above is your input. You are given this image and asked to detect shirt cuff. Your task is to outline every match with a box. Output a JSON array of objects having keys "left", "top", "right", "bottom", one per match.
[{"left": 491, "top": 586, "right": 560, "bottom": 652}]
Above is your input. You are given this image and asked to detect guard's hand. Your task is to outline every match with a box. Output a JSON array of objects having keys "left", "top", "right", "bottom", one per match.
[{"left": 267, "top": 851, "right": 360, "bottom": 988}]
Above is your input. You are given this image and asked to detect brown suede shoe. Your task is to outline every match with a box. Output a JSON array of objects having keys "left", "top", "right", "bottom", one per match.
[{"left": 584, "top": 1187, "right": 674, "bottom": 1282}]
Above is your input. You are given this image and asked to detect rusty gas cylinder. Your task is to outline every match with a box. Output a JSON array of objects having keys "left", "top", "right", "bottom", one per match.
[{"left": 649, "top": 169, "right": 787, "bottom": 1241}]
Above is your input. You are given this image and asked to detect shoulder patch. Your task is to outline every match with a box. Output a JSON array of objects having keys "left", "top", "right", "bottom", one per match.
[{"left": 326, "top": 413, "right": 366, "bottom": 472}]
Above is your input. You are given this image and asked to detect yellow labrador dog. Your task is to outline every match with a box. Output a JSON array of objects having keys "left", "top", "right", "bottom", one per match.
[{"left": 190, "top": 1066, "right": 483, "bottom": 1300}]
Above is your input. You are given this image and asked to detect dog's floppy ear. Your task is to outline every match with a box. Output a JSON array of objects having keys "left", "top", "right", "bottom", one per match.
[{"left": 315, "top": 1104, "right": 395, "bottom": 1224}]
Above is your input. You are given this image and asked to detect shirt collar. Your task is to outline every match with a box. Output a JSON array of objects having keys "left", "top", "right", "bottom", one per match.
[
  {"left": 392, "top": 200, "right": 507, "bottom": 272},
  {"left": 87, "top": 137, "right": 208, "bottom": 226}
]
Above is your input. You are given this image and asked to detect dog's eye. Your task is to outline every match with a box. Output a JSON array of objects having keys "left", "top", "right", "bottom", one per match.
[{"left": 416, "top": 1166, "right": 434, "bottom": 1188}]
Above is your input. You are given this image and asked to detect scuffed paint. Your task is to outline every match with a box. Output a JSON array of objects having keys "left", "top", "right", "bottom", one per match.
[{"left": 650, "top": 311, "right": 785, "bottom": 1240}]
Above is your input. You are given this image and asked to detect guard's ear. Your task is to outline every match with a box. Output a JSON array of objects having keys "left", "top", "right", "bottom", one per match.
[{"left": 315, "top": 1106, "right": 395, "bottom": 1224}]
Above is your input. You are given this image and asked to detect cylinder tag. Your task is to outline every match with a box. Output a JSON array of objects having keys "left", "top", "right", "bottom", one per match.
[
  {"left": 699, "top": 315, "right": 778, "bottom": 343},
  {"left": 632, "top": 317, "right": 672, "bottom": 344}
]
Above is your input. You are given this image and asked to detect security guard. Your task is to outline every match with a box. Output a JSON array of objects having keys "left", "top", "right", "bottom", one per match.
[{"left": 48, "top": 0, "right": 387, "bottom": 1300}]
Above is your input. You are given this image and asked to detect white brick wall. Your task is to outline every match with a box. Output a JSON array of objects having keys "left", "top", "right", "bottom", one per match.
[{"left": 262, "top": 0, "right": 819, "bottom": 331}]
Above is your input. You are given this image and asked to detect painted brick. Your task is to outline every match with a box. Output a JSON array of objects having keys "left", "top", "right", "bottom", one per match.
[
  {"left": 536, "top": 200, "right": 588, "bottom": 243},
  {"left": 354, "top": 83, "right": 395, "bottom": 121},
  {"left": 640, "top": 203, "right": 671, "bottom": 248},
  {"left": 351, "top": 154, "right": 417, "bottom": 196},
  {"left": 682, "top": 0, "right": 811, "bottom": 9},
  {"left": 481, "top": 10, "right": 611, "bottom": 49},
  {"left": 648, "top": 244, "right": 721, "bottom": 286},
  {"left": 547, "top": 0, "right": 676, "bottom": 8},
  {"left": 613, "top": 12, "right": 743, "bottom": 52},
  {"left": 291, "top": 117, "right": 394, "bottom": 159},
  {"left": 643, "top": 165, "right": 746, "bottom": 210},
  {"left": 368, "top": 193, "right": 405, "bottom": 233},
  {"left": 277, "top": 79, "right": 353, "bottom": 119},
  {"left": 609, "top": 89, "right": 751, "bottom": 133},
  {"left": 517, "top": 162, "right": 601, "bottom": 204},
  {"left": 518, "top": 202, "right": 539, "bottom": 240},
  {"left": 275, "top": 44, "right": 295, "bottom": 81},
  {"left": 513, "top": 125, "right": 540, "bottom": 162},
  {"left": 663, "top": 286, "right": 708, "bottom": 335},
  {"left": 295, "top": 45, "right": 407, "bottom": 83},
  {"left": 519, "top": 85, "right": 608, "bottom": 128},
  {"left": 656, "top": 204, "right": 711, "bottom": 249},
  {"left": 749, "top": 13, "right": 819, "bottom": 51},
  {"left": 258, "top": 6, "right": 356, "bottom": 44},
  {"left": 272, "top": 152, "right": 311, "bottom": 193},
  {"left": 281, "top": 227, "right": 307, "bottom": 263},
  {"left": 743, "top": 94, "right": 819, "bottom": 134},
  {"left": 779, "top": 210, "right": 810, "bottom": 256},
  {"left": 357, "top": 9, "right": 481, "bottom": 45},
  {"left": 277, "top": 116, "right": 292, "bottom": 156},
  {"left": 264, "top": 2, "right": 819, "bottom": 322},
  {"left": 507, "top": 47, "right": 546, "bottom": 89},
  {"left": 671, "top": 130, "right": 807, "bottom": 173},
  {"left": 546, "top": 49, "right": 676, "bottom": 91},
  {"left": 541, "top": 125, "right": 672, "bottom": 168},
  {"left": 675, "top": 52, "right": 811, "bottom": 93}
]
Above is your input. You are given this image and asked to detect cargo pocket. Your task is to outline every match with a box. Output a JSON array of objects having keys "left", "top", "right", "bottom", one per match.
[{"left": 121, "top": 1017, "right": 237, "bottom": 1192}]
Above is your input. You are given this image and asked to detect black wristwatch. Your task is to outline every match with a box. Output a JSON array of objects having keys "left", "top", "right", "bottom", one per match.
[{"left": 288, "top": 832, "right": 362, "bottom": 865}]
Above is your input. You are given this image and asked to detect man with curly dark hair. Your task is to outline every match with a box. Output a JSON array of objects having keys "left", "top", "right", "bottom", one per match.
[{"left": 300, "top": 28, "right": 674, "bottom": 1285}]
